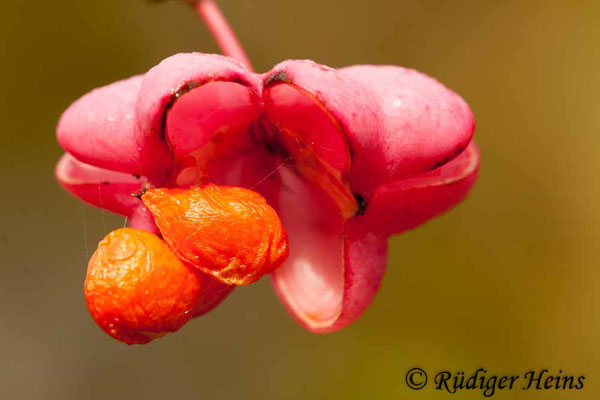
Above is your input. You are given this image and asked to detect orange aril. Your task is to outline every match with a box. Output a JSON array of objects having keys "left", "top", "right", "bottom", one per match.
[
  {"left": 142, "top": 184, "right": 289, "bottom": 285},
  {"left": 84, "top": 228, "right": 203, "bottom": 345}
]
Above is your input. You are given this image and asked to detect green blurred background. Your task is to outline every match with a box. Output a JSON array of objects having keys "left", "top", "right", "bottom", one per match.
[{"left": 1, "top": 0, "right": 599, "bottom": 398}]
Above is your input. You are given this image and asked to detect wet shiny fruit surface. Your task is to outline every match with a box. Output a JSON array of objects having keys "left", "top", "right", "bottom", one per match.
[
  {"left": 142, "top": 184, "right": 289, "bottom": 286},
  {"left": 84, "top": 228, "right": 203, "bottom": 345}
]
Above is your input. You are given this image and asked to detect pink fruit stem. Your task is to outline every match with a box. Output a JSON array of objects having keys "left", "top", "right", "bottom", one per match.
[{"left": 195, "top": 0, "right": 253, "bottom": 71}]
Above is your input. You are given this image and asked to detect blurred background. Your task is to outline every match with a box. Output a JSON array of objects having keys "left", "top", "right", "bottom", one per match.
[{"left": 1, "top": 0, "right": 599, "bottom": 399}]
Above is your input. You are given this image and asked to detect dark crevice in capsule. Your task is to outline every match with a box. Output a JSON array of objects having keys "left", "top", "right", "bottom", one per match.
[
  {"left": 354, "top": 194, "right": 367, "bottom": 215},
  {"left": 130, "top": 186, "right": 149, "bottom": 200},
  {"left": 264, "top": 71, "right": 290, "bottom": 87},
  {"left": 433, "top": 145, "right": 467, "bottom": 170}
]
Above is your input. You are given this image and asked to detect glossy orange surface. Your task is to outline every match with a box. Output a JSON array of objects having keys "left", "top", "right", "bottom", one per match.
[
  {"left": 84, "top": 228, "right": 203, "bottom": 345},
  {"left": 142, "top": 184, "right": 289, "bottom": 285}
]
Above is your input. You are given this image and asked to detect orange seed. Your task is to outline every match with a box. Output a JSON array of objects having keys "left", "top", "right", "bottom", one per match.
[
  {"left": 142, "top": 184, "right": 289, "bottom": 285},
  {"left": 84, "top": 228, "right": 203, "bottom": 345}
]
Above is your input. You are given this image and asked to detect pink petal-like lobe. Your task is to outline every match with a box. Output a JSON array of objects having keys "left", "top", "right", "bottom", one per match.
[
  {"left": 136, "top": 53, "right": 260, "bottom": 157},
  {"left": 365, "top": 141, "right": 480, "bottom": 236},
  {"left": 263, "top": 60, "right": 382, "bottom": 198},
  {"left": 271, "top": 169, "right": 388, "bottom": 332},
  {"left": 55, "top": 153, "right": 146, "bottom": 217},
  {"left": 56, "top": 76, "right": 172, "bottom": 183},
  {"left": 342, "top": 65, "right": 475, "bottom": 191}
]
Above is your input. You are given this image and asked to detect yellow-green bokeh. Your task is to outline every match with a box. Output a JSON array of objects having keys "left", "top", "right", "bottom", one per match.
[{"left": 0, "top": 0, "right": 598, "bottom": 398}]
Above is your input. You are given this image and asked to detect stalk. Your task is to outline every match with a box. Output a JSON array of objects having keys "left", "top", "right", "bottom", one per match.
[{"left": 195, "top": 0, "right": 253, "bottom": 70}]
